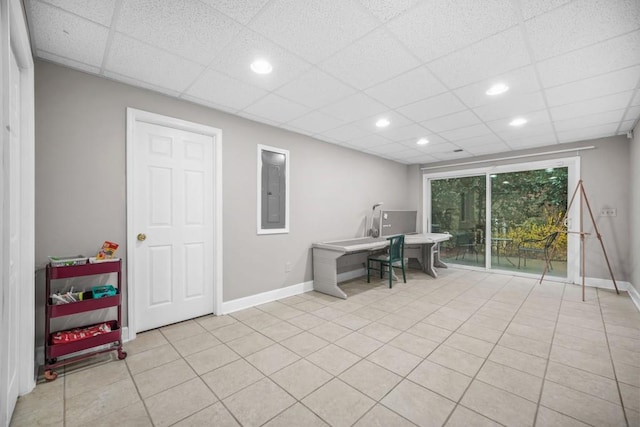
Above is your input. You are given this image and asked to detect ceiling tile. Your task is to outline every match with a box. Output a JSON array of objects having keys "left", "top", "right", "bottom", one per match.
[
  {"left": 236, "top": 111, "right": 281, "bottom": 127},
  {"left": 553, "top": 109, "right": 626, "bottom": 132},
  {"left": 453, "top": 66, "right": 541, "bottom": 108},
  {"left": 454, "top": 134, "right": 504, "bottom": 149},
  {"left": 200, "top": 0, "right": 270, "bottom": 24},
  {"left": 27, "top": 1, "right": 109, "bottom": 67},
  {"left": 350, "top": 112, "right": 412, "bottom": 136},
  {"left": 387, "top": 0, "right": 517, "bottom": 62},
  {"left": 321, "top": 28, "right": 420, "bottom": 90},
  {"left": 422, "top": 110, "right": 482, "bottom": 133},
  {"left": 274, "top": 69, "right": 356, "bottom": 110},
  {"left": 356, "top": 0, "right": 419, "bottom": 22},
  {"left": 525, "top": 0, "right": 640, "bottom": 60},
  {"left": 487, "top": 110, "right": 552, "bottom": 134},
  {"left": 439, "top": 123, "right": 494, "bottom": 142},
  {"left": 102, "top": 70, "right": 181, "bottom": 98},
  {"left": 372, "top": 122, "right": 431, "bottom": 143},
  {"left": 180, "top": 95, "right": 239, "bottom": 115},
  {"left": 347, "top": 134, "right": 392, "bottom": 149},
  {"left": 556, "top": 123, "right": 619, "bottom": 143},
  {"left": 321, "top": 124, "right": 371, "bottom": 142},
  {"left": 537, "top": 30, "right": 640, "bottom": 88},
  {"left": 619, "top": 120, "right": 637, "bottom": 132},
  {"left": 390, "top": 148, "right": 428, "bottom": 160},
  {"left": 249, "top": 0, "right": 378, "bottom": 62},
  {"left": 397, "top": 93, "right": 467, "bottom": 122},
  {"left": 624, "top": 105, "right": 640, "bottom": 122},
  {"left": 632, "top": 90, "right": 640, "bottom": 106},
  {"left": 184, "top": 68, "right": 268, "bottom": 111},
  {"left": 241, "top": 93, "right": 309, "bottom": 124},
  {"left": 41, "top": 0, "right": 116, "bottom": 25},
  {"left": 498, "top": 122, "right": 556, "bottom": 144},
  {"left": 366, "top": 143, "right": 405, "bottom": 155},
  {"left": 420, "top": 142, "right": 461, "bottom": 154},
  {"left": 286, "top": 111, "right": 345, "bottom": 134},
  {"left": 465, "top": 141, "right": 511, "bottom": 156},
  {"left": 428, "top": 27, "right": 531, "bottom": 89},
  {"left": 519, "top": 0, "right": 572, "bottom": 20},
  {"left": 37, "top": 50, "right": 101, "bottom": 74},
  {"left": 208, "top": 29, "right": 311, "bottom": 91},
  {"left": 398, "top": 133, "right": 448, "bottom": 149},
  {"left": 365, "top": 67, "right": 447, "bottom": 109},
  {"left": 549, "top": 91, "right": 634, "bottom": 121},
  {"left": 431, "top": 150, "right": 473, "bottom": 161},
  {"left": 506, "top": 133, "right": 558, "bottom": 150},
  {"left": 472, "top": 92, "right": 546, "bottom": 121},
  {"left": 319, "top": 93, "right": 388, "bottom": 123},
  {"left": 412, "top": 154, "right": 440, "bottom": 164},
  {"left": 106, "top": 34, "right": 204, "bottom": 92},
  {"left": 117, "top": 0, "right": 243, "bottom": 65},
  {"left": 545, "top": 66, "right": 640, "bottom": 107}
]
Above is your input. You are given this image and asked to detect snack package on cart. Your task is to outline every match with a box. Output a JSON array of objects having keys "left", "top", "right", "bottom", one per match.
[
  {"left": 95, "top": 241, "right": 119, "bottom": 260},
  {"left": 51, "top": 322, "right": 112, "bottom": 344}
]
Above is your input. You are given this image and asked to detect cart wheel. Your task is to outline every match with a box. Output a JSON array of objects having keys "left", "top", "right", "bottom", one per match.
[
  {"left": 118, "top": 350, "right": 127, "bottom": 360},
  {"left": 44, "top": 370, "right": 58, "bottom": 381}
]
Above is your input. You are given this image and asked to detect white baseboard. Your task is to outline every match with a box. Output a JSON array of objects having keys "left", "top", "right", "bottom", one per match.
[
  {"left": 578, "top": 276, "right": 629, "bottom": 291},
  {"left": 222, "top": 280, "right": 314, "bottom": 314},
  {"left": 627, "top": 283, "right": 640, "bottom": 312}
]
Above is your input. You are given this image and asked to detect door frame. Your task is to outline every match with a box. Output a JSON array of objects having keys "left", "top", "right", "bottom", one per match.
[
  {"left": 422, "top": 156, "right": 580, "bottom": 282},
  {"left": 126, "top": 108, "right": 223, "bottom": 341},
  {"left": 1, "top": 0, "right": 36, "bottom": 422}
]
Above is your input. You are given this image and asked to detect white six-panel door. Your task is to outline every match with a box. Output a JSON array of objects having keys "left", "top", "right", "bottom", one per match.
[{"left": 132, "top": 120, "right": 216, "bottom": 332}]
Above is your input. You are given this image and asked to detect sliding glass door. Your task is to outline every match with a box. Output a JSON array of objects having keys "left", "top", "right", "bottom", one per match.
[{"left": 425, "top": 159, "right": 576, "bottom": 278}]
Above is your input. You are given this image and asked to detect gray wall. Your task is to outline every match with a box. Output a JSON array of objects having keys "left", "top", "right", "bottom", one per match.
[
  {"left": 34, "top": 61, "right": 414, "bottom": 311},
  {"left": 419, "top": 136, "right": 632, "bottom": 282},
  {"left": 631, "top": 122, "right": 639, "bottom": 296}
]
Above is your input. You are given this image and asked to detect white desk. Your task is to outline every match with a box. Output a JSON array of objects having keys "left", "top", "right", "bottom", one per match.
[{"left": 312, "top": 233, "right": 451, "bottom": 299}]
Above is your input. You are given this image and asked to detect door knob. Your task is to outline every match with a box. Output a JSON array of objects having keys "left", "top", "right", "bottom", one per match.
[{"left": 137, "top": 233, "right": 147, "bottom": 241}]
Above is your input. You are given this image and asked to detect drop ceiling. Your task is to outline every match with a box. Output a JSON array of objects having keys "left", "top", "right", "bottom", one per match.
[{"left": 24, "top": 0, "right": 640, "bottom": 165}]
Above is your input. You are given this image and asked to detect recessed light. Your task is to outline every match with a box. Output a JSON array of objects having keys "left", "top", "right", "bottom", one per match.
[
  {"left": 250, "top": 59, "right": 272, "bottom": 74},
  {"left": 509, "top": 117, "right": 527, "bottom": 127},
  {"left": 416, "top": 138, "right": 429, "bottom": 146},
  {"left": 375, "top": 118, "right": 390, "bottom": 128},
  {"left": 486, "top": 83, "right": 509, "bottom": 96}
]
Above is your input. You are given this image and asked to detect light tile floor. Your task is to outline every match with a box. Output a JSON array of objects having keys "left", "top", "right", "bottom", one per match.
[{"left": 10, "top": 268, "right": 640, "bottom": 426}]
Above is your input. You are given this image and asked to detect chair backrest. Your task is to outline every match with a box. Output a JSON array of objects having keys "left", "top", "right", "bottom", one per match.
[
  {"left": 544, "top": 232, "right": 559, "bottom": 248},
  {"left": 387, "top": 235, "right": 405, "bottom": 262}
]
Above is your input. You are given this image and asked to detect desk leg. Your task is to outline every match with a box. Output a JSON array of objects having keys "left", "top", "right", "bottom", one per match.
[
  {"left": 433, "top": 243, "right": 448, "bottom": 270},
  {"left": 312, "top": 248, "right": 347, "bottom": 299},
  {"left": 421, "top": 242, "right": 438, "bottom": 278}
]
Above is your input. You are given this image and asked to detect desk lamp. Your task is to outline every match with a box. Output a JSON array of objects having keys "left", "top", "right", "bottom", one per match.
[{"left": 369, "top": 202, "right": 384, "bottom": 237}]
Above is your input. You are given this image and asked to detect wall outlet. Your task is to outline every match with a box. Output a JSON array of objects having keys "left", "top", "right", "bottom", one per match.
[
  {"left": 285, "top": 262, "right": 292, "bottom": 272},
  {"left": 600, "top": 208, "right": 617, "bottom": 217}
]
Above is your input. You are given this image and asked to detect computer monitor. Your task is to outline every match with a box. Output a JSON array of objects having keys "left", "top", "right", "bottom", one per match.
[{"left": 379, "top": 210, "right": 418, "bottom": 236}]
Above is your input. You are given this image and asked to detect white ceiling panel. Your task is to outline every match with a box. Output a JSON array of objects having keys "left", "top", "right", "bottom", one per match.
[
  {"left": 545, "top": 66, "right": 640, "bottom": 107},
  {"left": 39, "top": 0, "right": 117, "bottom": 26},
  {"left": 25, "top": 0, "right": 640, "bottom": 165},
  {"left": 319, "top": 93, "right": 388, "bottom": 123},
  {"left": 519, "top": 0, "right": 572, "bottom": 20},
  {"left": 249, "top": 0, "right": 377, "bottom": 62},
  {"left": 200, "top": 0, "right": 271, "bottom": 24},
  {"left": 321, "top": 124, "right": 371, "bottom": 142},
  {"left": 439, "top": 124, "right": 494, "bottom": 142},
  {"left": 347, "top": 134, "right": 392, "bottom": 149},
  {"left": 364, "top": 67, "right": 447, "bottom": 109},
  {"left": 422, "top": 111, "right": 482, "bottom": 133},
  {"left": 207, "top": 29, "right": 311, "bottom": 91},
  {"left": 275, "top": 69, "right": 356, "bottom": 110},
  {"left": 241, "top": 93, "right": 309, "bottom": 124},
  {"left": 37, "top": 50, "right": 101, "bottom": 74},
  {"left": 106, "top": 34, "right": 204, "bottom": 93},
  {"left": 356, "top": 0, "right": 419, "bottom": 22},
  {"left": 453, "top": 66, "right": 541, "bottom": 109},
  {"left": 388, "top": 0, "right": 517, "bottom": 62},
  {"left": 537, "top": 30, "right": 640, "bottom": 88},
  {"left": 428, "top": 27, "right": 531, "bottom": 89},
  {"left": 549, "top": 91, "right": 634, "bottom": 121},
  {"left": 117, "top": 0, "right": 243, "bottom": 65},
  {"left": 397, "top": 93, "right": 467, "bottom": 123},
  {"left": 526, "top": 0, "right": 640, "bottom": 61},
  {"left": 556, "top": 123, "right": 620, "bottom": 143},
  {"left": 27, "top": 1, "right": 109, "bottom": 67},
  {"left": 285, "top": 111, "right": 345, "bottom": 135},
  {"left": 321, "top": 28, "right": 420, "bottom": 90},
  {"left": 185, "top": 68, "right": 268, "bottom": 112},
  {"left": 473, "top": 92, "right": 547, "bottom": 122}
]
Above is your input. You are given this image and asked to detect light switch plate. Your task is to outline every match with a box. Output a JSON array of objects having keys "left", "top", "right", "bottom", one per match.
[{"left": 600, "top": 208, "right": 617, "bottom": 217}]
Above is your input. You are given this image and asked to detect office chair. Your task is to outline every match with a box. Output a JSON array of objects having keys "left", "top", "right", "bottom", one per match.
[
  {"left": 367, "top": 234, "right": 406, "bottom": 289},
  {"left": 518, "top": 231, "right": 559, "bottom": 270}
]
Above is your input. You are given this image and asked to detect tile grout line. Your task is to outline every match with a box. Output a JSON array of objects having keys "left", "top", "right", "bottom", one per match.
[{"left": 595, "top": 288, "right": 631, "bottom": 427}]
